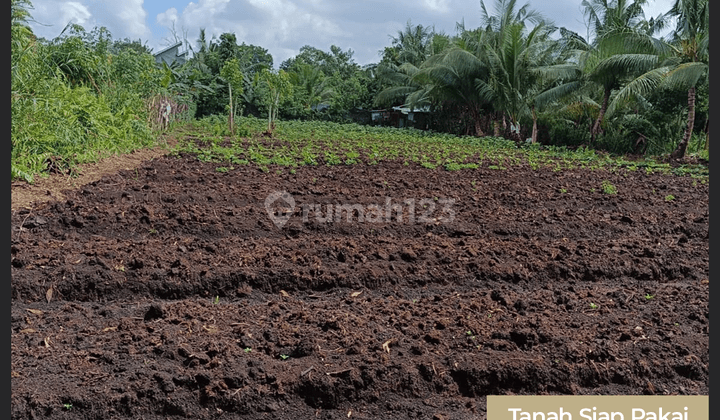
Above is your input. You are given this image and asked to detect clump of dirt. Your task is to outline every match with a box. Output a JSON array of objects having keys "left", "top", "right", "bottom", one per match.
[{"left": 11, "top": 153, "right": 709, "bottom": 419}]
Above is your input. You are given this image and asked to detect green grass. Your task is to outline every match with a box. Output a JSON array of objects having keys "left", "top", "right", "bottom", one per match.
[{"left": 11, "top": 80, "right": 167, "bottom": 183}]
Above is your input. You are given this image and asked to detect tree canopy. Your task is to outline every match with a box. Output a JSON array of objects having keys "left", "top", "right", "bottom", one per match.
[{"left": 11, "top": 0, "right": 710, "bottom": 175}]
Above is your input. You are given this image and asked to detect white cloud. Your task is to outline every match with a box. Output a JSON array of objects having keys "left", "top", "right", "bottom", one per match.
[
  {"left": 26, "top": 0, "right": 682, "bottom": 67},
  {"left": 93, "top": 0, "right": 150, "bottom": 40},
  {"left": 114, "top": 0, "right": 149, "bottom": 39},
  {"left": 423, "top": 0, "right": 450, "bottom": 13},
  {"left": 155, "top": 0, "right": 234, "bottom": 47},
  {"left": 30, "top": 1, "right": 92, "bottom": 38},
  {"left": 156, "top": 7, "right": 179, "bottom": 28},
  {"left": 61, "top": 1, "right": 92, "bottom": 26},
  {"left": 245, "top": 0, "right": 348, "bottom": 42},
  {"left": 28, "top": 0, "right": 150, "bottom": 41},
  {"left": 182, "top": 0, "right": 232, "bottom": 16},
  {"left": 151, "top": 0, "right": 352, "bottom": 66}
]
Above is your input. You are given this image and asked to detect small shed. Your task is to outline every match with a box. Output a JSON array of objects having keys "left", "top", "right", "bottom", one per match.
[
  {"left": 395, "top": 105, "right": 431, "bottom": 129},
  {"left": 371, "top": 106, "right": 431, "bottom": 129},
  {"left": 371, "top": 109, "right": 403, "bottom": 127}
]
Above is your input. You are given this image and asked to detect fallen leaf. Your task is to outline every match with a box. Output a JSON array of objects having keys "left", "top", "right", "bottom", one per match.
[
  {"left": 102, "top": 327, "right": 117, "bottom": 332},
  {"left": 26, "top": 309, "right": 43, "bottom": 316},
  {"left": 350, "top": 291, "right": 362, "bottom": 298},
  {"left": 382, "top": 339, "right": 392, "bottom": 353},
  {"left": 280, "top": 290, "right": 290, "bottom": 297},
  {"left": 45, "top": 287, "right": 53, "bottom": 303},
  {"left": 43, "top": 337, "right": 51, "bottom": 348},
  {"left": 18, "top": 328, "right": 37, "bottom": 334}
]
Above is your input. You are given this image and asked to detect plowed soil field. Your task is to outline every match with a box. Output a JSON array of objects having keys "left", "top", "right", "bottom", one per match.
[{"left": 11, "top": 143, "right": 709, "bottom": 419}]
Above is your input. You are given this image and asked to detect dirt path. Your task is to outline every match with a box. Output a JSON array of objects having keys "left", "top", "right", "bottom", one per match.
[
  {"left": 11, "top": 147, "right": 709, "bottom": 419},
  {"left": 11, "top": 136, "right": 176, "bottom": 212}
]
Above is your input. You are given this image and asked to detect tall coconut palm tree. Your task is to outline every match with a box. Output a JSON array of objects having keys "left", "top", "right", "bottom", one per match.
[
  {"left": 390, "top": 21, "right": 436, "bottom": 67},
  {"left": 425, "top": 0, "right": 554, "bottom": 139},
  {"left": 581, "top": 0, "right": 650, "bottom": 40},
  {"left": 373, "top": 61, "right": 428, "bottom": 109},
  {"left": 409, "top": 30, "right": 494, "bottom": 135},
  {"left": 479, "top": 0, "right": 545, "bottom": 35},
  {"left": 373, "top": 22, "right": 443, "bottom": 109},
  {"left": 483, "top": 20, "right": 560, "bottom": 141},
  {"left": 532, "top": 0, "right": 671, "bottom": 146},
  {"left": 665, "top": 0, "right": 709, "bottom": 159},
  {"left": 578, "top": 0, "right": 674, "bottom": 143},
  {"left": 380, "top": 0, "right": 558, "bottom": 138}
]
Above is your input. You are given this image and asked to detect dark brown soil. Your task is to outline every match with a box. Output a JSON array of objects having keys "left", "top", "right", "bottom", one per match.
[{"left": 11, "top": 148, "right": 709, "bottom": 419}]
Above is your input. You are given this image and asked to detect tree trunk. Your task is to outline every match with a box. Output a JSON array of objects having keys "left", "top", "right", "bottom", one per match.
[
  {"left": 531, "top": 106, "right": 538, "bottom": 144},
  {"left": 671, "top": 86, "right": 696, "bottom": 160},
  {"left": 475, "top": 119, "right": 485, "bottom": 137},
  {"left": 267, "top": 93, "right": 275, "bottom": 134},
  {"left": 228, "top": 85, "right": 234, "bottom": 136},
  {"left": 704, "top": 119, "right": 709, "bottom": 152},
  {"left": 272, "top": 94, "right": 280, "bottom": 133},
  {"left": 470, "top": 106, "right": 485, "bottom": 137},
  {"left": 509, "top": 118, "right": 522, "bottom": 143},
  {"left": 591, "top": 86, "right": 611, "bottom": 145}
]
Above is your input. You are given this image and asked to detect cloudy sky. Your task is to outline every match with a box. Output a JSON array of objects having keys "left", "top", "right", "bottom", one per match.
[{"left": 26, "top": 0, "right": 676, "bottom": 67}]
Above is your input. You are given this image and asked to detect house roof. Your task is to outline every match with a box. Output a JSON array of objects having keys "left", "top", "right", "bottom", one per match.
[
  {"left": 392, "top": 105, "right": 431, "bottom": 114},
  {"left": 153, "top": 41, "right": 184, "bottom": 57}
]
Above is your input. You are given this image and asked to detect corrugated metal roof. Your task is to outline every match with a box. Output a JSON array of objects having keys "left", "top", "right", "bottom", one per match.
[{"left": 153, "top": 41, "right": 184, "bottom": 57}]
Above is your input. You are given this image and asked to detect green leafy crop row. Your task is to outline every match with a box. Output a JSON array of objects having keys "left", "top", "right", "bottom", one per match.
[{"left": 173, "top": 116, "right": 709, "bottom": 179}]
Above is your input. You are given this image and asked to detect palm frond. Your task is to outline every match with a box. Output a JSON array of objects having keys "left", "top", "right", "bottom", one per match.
[
  {"left": 534, "top": 80, "right": 585, "bottom": 109},
  {"left": 592, "top": 53, "right": 659, "bottom": 80},
  {"left": 533, "top": 64, "right": 582, "bottom": 81},
  {"left": 374, "top": 85, "right": 422, "bottom": 108},
  {"left": 606, "top": 66, "right": 671, "bottom": 116},
  {"left": 660, "top": 61, "right": 708, "bottom": 90}
]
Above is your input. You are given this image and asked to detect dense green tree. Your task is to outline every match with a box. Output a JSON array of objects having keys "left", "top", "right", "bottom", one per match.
[
  {"left": 182, "top": 31, "right": 271, "bottom": 118},
  {"left": 281, "top": 45, "right": 356, "bottom": 79},
  {"left": 281, "top": 45, "right": 370, "bottom": 120},
  {"left": 217, "top": 33, "right": 238, "bottom": 63},
  {"left": 237, "top": 43, "right": 273, "bottom": 73},
  {"left": 286, "top": 63, "right": 334, "bottom": 116}
]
